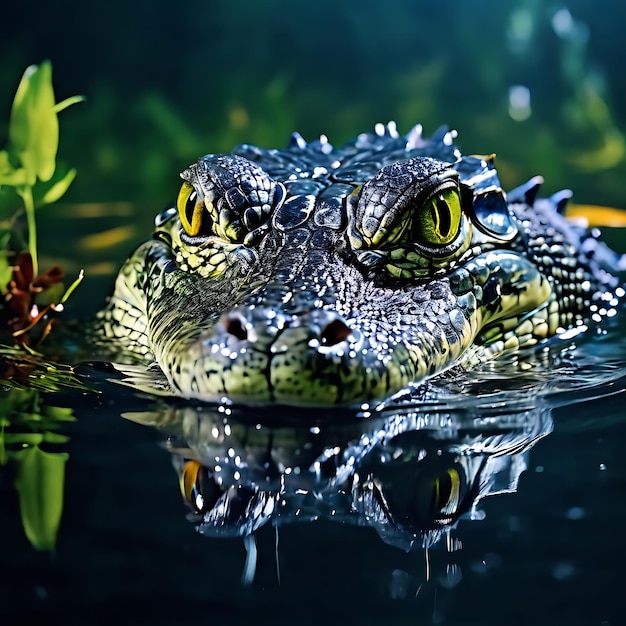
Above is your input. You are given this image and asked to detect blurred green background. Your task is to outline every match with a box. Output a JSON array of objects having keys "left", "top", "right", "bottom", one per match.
[{"left": 1, "top": 0, "right": 625, "bottom": 232}]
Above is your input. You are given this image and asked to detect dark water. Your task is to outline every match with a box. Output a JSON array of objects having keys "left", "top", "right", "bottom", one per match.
[
  {"left": 2, "top": 1, "right": 626, "bottom": 624},
  {"left": 1, "top": 318, "right": 625, "bottom": 626}
]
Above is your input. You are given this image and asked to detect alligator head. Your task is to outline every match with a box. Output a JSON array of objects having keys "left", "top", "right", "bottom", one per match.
[{"left": 98, "top": 124, "right": 622, "bottom": 406}]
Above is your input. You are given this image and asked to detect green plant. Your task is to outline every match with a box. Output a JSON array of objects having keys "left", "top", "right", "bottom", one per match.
[
  {"left": 0, "top": 61, "right": 84, "bottom": 345},
  {"left": 0, "top": 61, "right": 83, "bottom": 277},
  {"left": 0, "top": 381, "right": 77, "bottom": 550}
]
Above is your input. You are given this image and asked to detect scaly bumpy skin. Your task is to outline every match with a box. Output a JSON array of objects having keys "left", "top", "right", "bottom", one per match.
[{"left": 96, "top": 123, "right": 624, "bottom": 406}]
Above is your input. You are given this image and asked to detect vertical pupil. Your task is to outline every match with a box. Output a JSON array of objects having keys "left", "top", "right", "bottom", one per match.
[
  {"left": 435, "top": 195, "right": 451, "bottom": 239},
  {"left": 186, "top": 190, "right": 197, "bottom": 225},
  {"left": 431, "top": 477, "right": 442, "bottom": 512},
  {"left": 431, "top": 475, "right": 445, "bottom": 511}
]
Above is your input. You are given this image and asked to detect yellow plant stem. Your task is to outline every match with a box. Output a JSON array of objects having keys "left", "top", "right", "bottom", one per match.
[{"left": 17, "top": 185, "right": 38, "bottom": 277}]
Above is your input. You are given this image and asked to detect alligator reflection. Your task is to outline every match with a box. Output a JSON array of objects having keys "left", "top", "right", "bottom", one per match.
[{"left": 123, "top": 394, "right": 552, "bottom": 580}]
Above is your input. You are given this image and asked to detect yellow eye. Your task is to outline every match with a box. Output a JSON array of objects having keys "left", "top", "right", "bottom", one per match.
[
  {"left": 432, "top": 468, "right": 461, "bottom": 516},
  {"left": 180, "top": 459, "right": 202, "bottom": 510},
  {"left": 179, "top": 460, "right": 220, "bottom": 514},
  {"left": 177, "top": 181, "right": 206, "bottom": 236},
  {"left": 415, "top": 188, "right": 462, "bottom": 246}
]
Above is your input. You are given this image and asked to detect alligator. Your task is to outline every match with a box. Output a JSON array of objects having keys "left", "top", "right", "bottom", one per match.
[{"left": 97, "top": 122, "right": 624, "bottom": 406}]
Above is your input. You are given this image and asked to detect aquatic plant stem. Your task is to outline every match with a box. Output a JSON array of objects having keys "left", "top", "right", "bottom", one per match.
[
  {"left": 18, "top": 186, "right": 38, "bottom": 277},
  {"left": 54, "top": 95, "right": 85, "bottom": 114}
]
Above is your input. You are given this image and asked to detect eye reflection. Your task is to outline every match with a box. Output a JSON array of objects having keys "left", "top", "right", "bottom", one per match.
[
  {"left": 122, "top": 400, "right": 552, "bottom": 561},
  {"left": 430, "top": 467, "right": 462, "bottom": 518},
  {"left": 368, "top": 457, "right": 471, "bottom": 531},
  {"left": 180, "top": 459, "right": 222, "bottom": 514}
]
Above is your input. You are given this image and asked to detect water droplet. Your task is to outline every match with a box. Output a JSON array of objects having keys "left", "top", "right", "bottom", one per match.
[
  {"left": 388, "top": 569, "right": 411, "bottom": 599},
  {"left": 438, "top": 563, "right": 462, "bottom": 589},
  {"left": 473, "top": 552, "right": 503, "bottom": 573},
  {"left": 470, "top": 506, "right": 486, "bottom": 521},
  {"left": 552, "top": 561, "right": 576, "bottom": 580},
  {"left": 566, "top": 506, "right": 585, "bottom": 520}
]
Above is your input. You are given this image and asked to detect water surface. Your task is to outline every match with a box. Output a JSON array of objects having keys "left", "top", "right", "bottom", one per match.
[{"left": 1, "top": 312, "right": 625, "bottom": 626}]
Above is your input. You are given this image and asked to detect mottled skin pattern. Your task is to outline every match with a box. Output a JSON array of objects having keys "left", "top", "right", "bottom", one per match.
[{"left": 98, "top": 123, "right": 623, "bottom": 406}]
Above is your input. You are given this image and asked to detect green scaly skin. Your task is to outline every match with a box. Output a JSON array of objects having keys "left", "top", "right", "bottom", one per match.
[{"left": 97, "top": 123, "right": 623, "bottom": 406}]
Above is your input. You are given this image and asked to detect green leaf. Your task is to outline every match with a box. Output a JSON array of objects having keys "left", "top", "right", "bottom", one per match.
[
  {"left": 14, "top": 445, "right": 68, "bottom": 550},
  {"left": 0, "top": 167, "right": 29, "bottom": 187},
  {"left": 41, "top": 405, "right": 77, "bottom": 424},
  {"left": 41, "top": 430, "right": 71, "bottom": 445},
  {"left": 0, "top": 185, "right": 23, "bottom": 221},
  {"left": 9, "top": 61, "right": 59, "bottom": 184},
  {"left": 0, "top": 230, "right": 13, "bottom": 292},
  {"left": 0, "top": 150, "right": 28, "bottom": 187},
  {"left": 54, "top": 94, "right": 85, "bottom": 114},
  {"left": 33, "top": 165, "right": 77, "bottom": 206},
  {"left": 0, "top": 150, "right": 14, "bottom": 178},
  {"left": 3, "top": 432, "right": 45, "bottom": 446}
]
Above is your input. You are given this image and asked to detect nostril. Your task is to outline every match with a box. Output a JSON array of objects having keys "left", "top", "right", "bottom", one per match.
[
  {"left": 222, "top": 313, "right": 250, "bottom": 341},
  {"left": 320, "top": 318, "right": 352, "bottom": 346}
]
